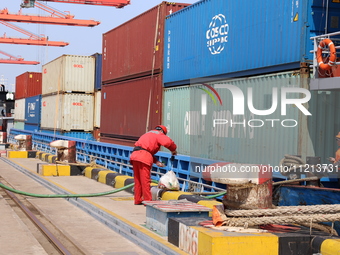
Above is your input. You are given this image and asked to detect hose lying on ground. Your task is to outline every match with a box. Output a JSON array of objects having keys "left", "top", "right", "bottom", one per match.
[{"left": 0, "top": 181, "right": 134, "bottom": 198}]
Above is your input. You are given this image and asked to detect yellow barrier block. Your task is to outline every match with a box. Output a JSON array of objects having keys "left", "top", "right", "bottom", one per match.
[
  {"left": 115, "top": 175, "right": 134, "bottom": 188},
  {"left": 161, "top": 191, "right": 192, "bottom": 200},
  {"left": 198, "top": 200, "right": 223, "bottom": 217},
  {"left": 47, "top": 155, "right": 55, "bottom": 163},
  {"left": 321, "top": 239, "right": 340, "bottom": 255},
  {"left": 98, "top": 170, "right": 114, "bottom": 184},
  {"left": 7, "top": 151, "right": 28, "bottom": 158},
  {"left": 191, "top": 226, "right": 278, "bottom": 255},
  {"left": 36, "top": 151, "right": 42, "bottom": 159},
  {"left": 38, "top": 164, "right": 70, "bottom": 176},
  {"left": 84, "top": 167, "right": 94, "bottom": 178}
]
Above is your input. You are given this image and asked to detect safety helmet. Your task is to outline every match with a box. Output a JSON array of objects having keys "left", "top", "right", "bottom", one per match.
[{"left": 155, "top": 125, "right": 167, "bottom": 135}]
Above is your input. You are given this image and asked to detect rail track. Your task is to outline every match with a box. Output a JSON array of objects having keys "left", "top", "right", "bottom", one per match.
[{"left": 0, "top": 176, "right": 86, "bottom": 255}]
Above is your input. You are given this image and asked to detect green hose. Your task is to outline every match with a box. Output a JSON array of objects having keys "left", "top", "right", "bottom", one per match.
[
  {"left": 204, "top": 191, "right": 226, "bottom": 199},
  {"left": 0, "top": 181, "right": 134, "bottom": 198}
]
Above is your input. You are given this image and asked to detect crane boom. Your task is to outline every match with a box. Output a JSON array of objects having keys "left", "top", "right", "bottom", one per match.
[
  {"left": 0, "top": 6, "right": 100, "bottom": 27},
  {"left": 22, "top": 0, "right": 130, "bottom": 8},
  {"left": 0, "top": 50, "right": 40, "bottom": 65},
  {"left": 0, "top": 21, "right": 69, "bottom": 46}
]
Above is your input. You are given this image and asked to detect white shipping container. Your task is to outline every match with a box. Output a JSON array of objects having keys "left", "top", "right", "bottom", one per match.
[
  {"left": 94, "top": 91, "right": 101, "bottom": 128},
  {"left": 14, "top": 98, "right": 25, "bottom": 121},
  {"left": 41, "top": 93, "right": 94, "bottom": 131},
  {"left": 42, "top": 55, "right": 95, "bottom": 95}
]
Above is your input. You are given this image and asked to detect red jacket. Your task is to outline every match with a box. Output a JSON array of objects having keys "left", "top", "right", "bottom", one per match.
[{"left": 130, "top": 129, "right": 177, "bottom": 166}]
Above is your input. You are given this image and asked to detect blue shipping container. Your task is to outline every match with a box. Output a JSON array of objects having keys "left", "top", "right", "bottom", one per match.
[
  {"left": 24, "top": 123, "right": 39, "bottom": 132},
  {"left": 164, "top": 0, "right": 340, "bottom": 86},
  {"left": 25, "top": 95, "right": 41, "bottom": 125},
  {"left": 92, "top": 53, "right": 102, "bottom": 91}
]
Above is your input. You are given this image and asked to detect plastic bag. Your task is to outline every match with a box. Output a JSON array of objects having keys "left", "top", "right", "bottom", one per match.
[{"left": 158, "top": 170, "right": 180, "bottom": 191}]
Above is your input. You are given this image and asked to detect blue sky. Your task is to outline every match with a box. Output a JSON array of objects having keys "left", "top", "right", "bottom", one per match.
[{"left": 0, "top": 0, "right": 198, "bottom": 91}]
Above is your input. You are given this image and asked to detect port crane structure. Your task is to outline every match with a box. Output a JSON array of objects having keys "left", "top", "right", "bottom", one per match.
[{"left": 1, "top": 0, "right": 129, "bottom": 64}]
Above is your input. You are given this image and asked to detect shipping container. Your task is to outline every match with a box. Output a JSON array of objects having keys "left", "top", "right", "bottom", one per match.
[
  {"left": 102, "top": 2, "right": 190, "bottom": 84},
  {"left": 94, "top": 90, "right": 101, "bottom": 128},
  {"left": 162, "top": 71, "right": 328, "bottom": 167},
  {"left": 100, "top": 74, "right": 162, "bottom": 141},
  {"left": 25, "top": 95, "right": 41, "bottom": 125},
  {"left": 92, "top": 53, "right": 102, "bottom": 91},
  {"left": 100, "top": 136, "right": 136, "bottom": 147},
  {"left": 24, "top": 123, "right": 39, "bottom": 132},
  {"left": 15, "top": 72, "right": 42, "bottom": 99},
  {"left": 13, "top": 120, "right": 25, "bottom": 130},
  {"left": 14, "top": 98, "right": 25, "bottom": 121},
  {"left": 163, "top": 0, "right": 340, "bottom": 86},
  {"left": 41, "top": 93, "right": 94, "bottom": 131},
  {"left": 42, "top": 55, "right": 95, "bottom": 95},
  {"left": 40, "top": 129, "right": 95, "bottom": 140}
]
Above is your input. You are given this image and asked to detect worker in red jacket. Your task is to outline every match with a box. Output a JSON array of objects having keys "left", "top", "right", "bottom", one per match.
[{"left": 130, "top": 125, "right": 177, "bottom": 205}]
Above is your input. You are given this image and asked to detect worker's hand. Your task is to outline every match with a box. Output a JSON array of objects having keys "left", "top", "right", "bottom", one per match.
[
  {"left": 328, "top": 157, "right": 336, "bottom": 163},
  {"left": 171, "top": 150, "right": 177, "bottom": 156},
  {"left": 156, "top": 161, "right": 165, "bottom": 167}
]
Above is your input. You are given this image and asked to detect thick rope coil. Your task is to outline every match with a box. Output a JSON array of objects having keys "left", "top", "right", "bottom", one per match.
[
  {"left": 225, "top": 204, "right": 340, "bottom": 217},
  {"left": 299, "top": 222, "right": 338, "bottom": 236},
  {"left": 225, "top": 213, "right": 340, "bottom": 227}
]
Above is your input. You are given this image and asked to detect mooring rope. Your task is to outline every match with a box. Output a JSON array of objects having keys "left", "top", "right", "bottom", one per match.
[
  {"left": 225, "top": 213, "right": 340, "bottom": 227},
  {"left": 225, "top": 204, "right": 340, "bottom": 217}
]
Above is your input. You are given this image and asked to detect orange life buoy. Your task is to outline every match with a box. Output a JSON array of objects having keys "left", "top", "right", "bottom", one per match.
[{"left": 317, "top": 38, "right": 337, "bottom": 71}]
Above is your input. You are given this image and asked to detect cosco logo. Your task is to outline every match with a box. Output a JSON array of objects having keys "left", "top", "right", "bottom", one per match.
[
  {"left": 73, "top": 64, "right": 84, "bottom": 68},
  {"left": 206, "top": 14, "right": 229, "bottom": 55}
]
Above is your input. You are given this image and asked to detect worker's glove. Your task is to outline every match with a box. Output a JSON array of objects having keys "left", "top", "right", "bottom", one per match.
[
  {"left": 156, "top": 161, "right": 165, "bottom": 167},
  {"left": 328, "top": 157, "right": 336, "bottom": 163}
]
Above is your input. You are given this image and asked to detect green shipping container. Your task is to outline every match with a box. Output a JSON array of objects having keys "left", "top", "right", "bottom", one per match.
[{"left": 163, "top": 71, "right": 339, "bottom": 168}]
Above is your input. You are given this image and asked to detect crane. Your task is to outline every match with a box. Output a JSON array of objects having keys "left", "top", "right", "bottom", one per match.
[
  {"left": 0, "top": 2, "right": 100, "bottom": 27},
  {"left": 0, "top": 50, "right": 40, "bottom": 65},
  {"left": 21, "top": 0, "right": 130, "bottom": 8},
  {"left": 0, "top": 21, "right": 69, "bottom": 47}
]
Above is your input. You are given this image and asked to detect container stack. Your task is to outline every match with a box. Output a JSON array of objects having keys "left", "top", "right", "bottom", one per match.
[
  {"left": 100, "top": 1, "right": 190, "bottom": 146},
  {"left": 162, "top": 0, "right": 340, "bottom": 166},
  {"left": 40, "top": 55, "right": 95, "bottom": 139},
  {"left": 92, "top": 53, "right": 102, "bottom": 141},
  {"left": 14, "top": 72, "right": 42, "bottom": 131}
]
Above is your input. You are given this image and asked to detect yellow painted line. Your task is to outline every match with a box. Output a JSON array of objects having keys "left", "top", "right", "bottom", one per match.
[
  {"left": 97, "top": 170, "right": 113, "bottom": 184},
  {"left": 115, "top": 175, "right": 134, "bottom": 189},
  {"left": 8, "top": 158, "right": 187, "bottom": 255},
  {"left": 321, "top": 239, "right": 340, "bottom": 255},
  {"left": 111, "top": 197, "right": 134, "bottom": 201},
  {"left": 192, "top": 226, "right": 278, "bottom": 255}
]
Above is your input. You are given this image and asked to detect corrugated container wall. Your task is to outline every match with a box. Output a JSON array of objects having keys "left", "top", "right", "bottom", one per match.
[
  {"left": 100, "top": 74, "right": 162, "bottom": 141},
  {"left": 40, "top": 93, "right": 94, "bottom": 131},
  {"left": 163, "top": 71, "right": 312, "bottom": 167},
  {"left": 102, "top": 2, "right": 190, "bottom": 84},
  {"left": 14, "top": 98, "right": 25, "bottom": 121},
  {"left": 92, "top": 53, "right": 102, "bottom": 91},
  {"left": 163, "top": 0, "right": 340, "bottom": 86},
  {"left": 15, "top": 72, "right": 42, "bottom": 99},
  {"left": 25, "top": 95, "right": 41, "bottom": 125},
  {"left": 42, "top": 55, "right": 95, "bottom": 94},
  {"left": 94, "top": 91, "right": 101, "bottom": 128}
]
